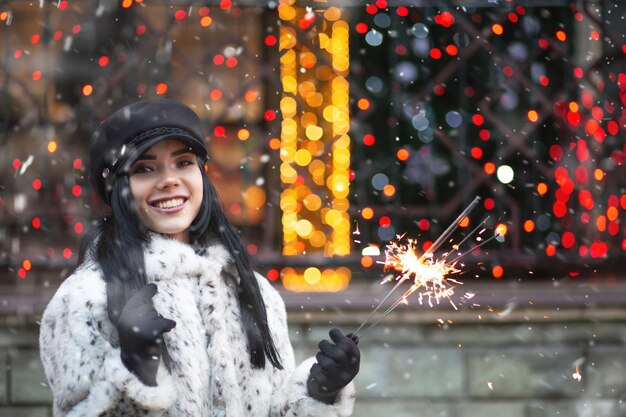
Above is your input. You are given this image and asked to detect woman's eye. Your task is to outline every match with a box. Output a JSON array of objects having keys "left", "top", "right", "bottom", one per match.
[
  {"left": 178, "top": 159, "right": 195, "bottom": 167},
  {"left": 132, "top": 165, "right": 152, "bottom": 174}
]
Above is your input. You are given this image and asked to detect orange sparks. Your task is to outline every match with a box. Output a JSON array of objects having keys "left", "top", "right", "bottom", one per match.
[{"left": 384, "top": 238, "right": 461, "bottom": 307}]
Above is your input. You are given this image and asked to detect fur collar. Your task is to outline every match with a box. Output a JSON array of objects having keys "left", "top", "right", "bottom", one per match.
[{"left": 144, "top": 232, "right": 237, "bottom": 283}]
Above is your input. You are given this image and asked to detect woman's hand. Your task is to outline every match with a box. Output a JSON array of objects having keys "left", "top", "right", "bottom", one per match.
[
  {"left": 307, "top": 328, "right": 360, "bottom": 404},
  {"left": 117, "top": 283, "right": 176, "bottom": 386}
]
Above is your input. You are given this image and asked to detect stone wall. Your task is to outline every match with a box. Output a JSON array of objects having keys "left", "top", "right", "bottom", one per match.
[{"left": 2, "top": 282, "right": 626, "bottom": 417}]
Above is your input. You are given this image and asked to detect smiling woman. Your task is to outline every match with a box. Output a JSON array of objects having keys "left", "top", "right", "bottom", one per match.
[
  {"left": 38, "top": 99, "right": 360, "bottom": 417},
  {"left": 129, "top": 140, "right": 204, "bottom": 243}
]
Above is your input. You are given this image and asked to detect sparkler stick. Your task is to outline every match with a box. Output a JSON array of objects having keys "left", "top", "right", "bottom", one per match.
[
  {"left": 446, "top": 231, "right": 502, "bottom": 265},
  {"left": 441, "top": 216, "right": 490, "bottom": 262},
  {"left": 354, "top": 196, "right": 482, "bottom": 335}
]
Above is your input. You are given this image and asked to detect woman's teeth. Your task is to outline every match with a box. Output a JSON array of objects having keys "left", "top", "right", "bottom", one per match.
[{"left": 155, "top": 198, "right": 185, "bottom": 209}]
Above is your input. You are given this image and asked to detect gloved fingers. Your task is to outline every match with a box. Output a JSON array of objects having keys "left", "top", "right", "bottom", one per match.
[
  {"left": 329, "top": 328, "right": 358, "bottom": 351},
  {"left": 346, "top": 333, "right": 360, "bottom": 345},
  {"left": 128, "top": 303, "right": 158, "bottom": 319},
  {"left": 143, "top": 317, "right": 177, "bottom": 336},
  {"left": 125, "top": 283, "right": 158, "bottom": 310},
  {"left": 319, "top": 340, "right": 349, "bottom": 365},
  {"left": 309, "top": 363, "right": 330, "bottom": 385},
  {"left": 315, "top": 351, "right": 339, "bottom": 372},
  {"left": 159, "top": 317, "right": 177, "bottom": 333},
  {"left": 328, "top": 328, "right": 360, "bottom": 360},
  {"left": 328, "top": 328, "right": 361, "bottom": 358}
]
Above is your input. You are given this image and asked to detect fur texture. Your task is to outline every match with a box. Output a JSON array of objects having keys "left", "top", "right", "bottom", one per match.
[{"left": 40, "top": 234, "right": 356, "bottom": 417}]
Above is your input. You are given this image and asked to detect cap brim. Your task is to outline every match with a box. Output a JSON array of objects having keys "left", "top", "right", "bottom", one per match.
[{"left": 117, "top": 133, "right": 208, "bottom": 174}]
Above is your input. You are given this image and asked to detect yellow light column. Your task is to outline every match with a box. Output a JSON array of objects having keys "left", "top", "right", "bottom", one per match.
[{"left": 278, "top": 3, "right": 351, "bottom": 292}]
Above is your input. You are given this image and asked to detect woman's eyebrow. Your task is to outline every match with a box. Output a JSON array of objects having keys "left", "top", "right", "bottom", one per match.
[
  {"left": 171, "top": 148, "right": 193, "bottom": 157},
  {"left": 135, "top": 148, "right": 193, "bottom": 161}
]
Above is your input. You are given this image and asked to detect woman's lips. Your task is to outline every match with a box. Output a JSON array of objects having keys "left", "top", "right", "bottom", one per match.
[{"left": 150, "top": 197, "right": 188, "bottom": 213}]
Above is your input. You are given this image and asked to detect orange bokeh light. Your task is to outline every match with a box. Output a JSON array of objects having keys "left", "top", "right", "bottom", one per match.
[
  {"left": 361, "top": 207, "right": 374, "bottom": 220},
  {"left": 527, "top": 110, "right": 538, "bottom": 122},
  {"left": 492, "top": 265, "right": 503, "bottom": 278},
  {"left": 537, "top": 182, "right": 548, "bottom": 195},
  {"left": 244, "top": 90, "right": 259, "bottom": 102},
  {"left": 383, "top": 184, "right": 396, "bottom": 197},
  {"left": 594, "top": 169, "right": 604, "bottom": 181},
  {"left": 357, "top": 98, "right": 370, "bottom": 110},
  {"left": 492, "top": 24, "right": 503, "bottom": 35},
  {"left": 155, "top": 83, "right": 168, "bottom": 94},
  {"left": 82, "top": 84, "right": 93, "bottom": 96},
  {"left": 361, "top": 256, "right": 373, "bottom": 268},
  {"left": 210, "top": 89, "right": 222, "bottom": 100},
  {"left": 269, "top": 138, "right": 281, "bottom": 150},
  {"left": 396, "top": 148, "right": 410, "bottom": 161},
  {"left": 484, "top": 162, "right": 496, "bottom": 175},
  {"left": 523, "top": 220, "right": 535, "bottom": 232},
  {"left": 596, "top": 215, "right": 606, "bottom": 232},
  {"left": 237, "top": 128, "right": 250, "bottom": 141}
]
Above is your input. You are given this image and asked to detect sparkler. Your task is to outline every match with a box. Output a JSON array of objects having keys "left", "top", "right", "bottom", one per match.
[{"left": 354, "top": 196, "right": 502, "bottom": 337}]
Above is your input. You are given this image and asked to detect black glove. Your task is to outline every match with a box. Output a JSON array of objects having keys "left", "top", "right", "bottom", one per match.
[
  {"left": 117, "top": 283, "right": 176, "bottom": 386},
  {"left": 307, "top": 328, "right": 360, "bottom": 404}
]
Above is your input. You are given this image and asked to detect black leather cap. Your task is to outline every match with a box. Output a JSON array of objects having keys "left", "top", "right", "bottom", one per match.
[{"left": 88, "top": 99, "right": 208, "bottom": 205}]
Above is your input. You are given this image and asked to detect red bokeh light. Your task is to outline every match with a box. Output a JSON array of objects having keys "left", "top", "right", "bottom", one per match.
[
  {"left": 553, "top": 201, "right": 567, "bottom": 218},
  {"left": 417, "top": 219, "right": 430, "bottom": 231},
  {"left": 214, "top": 126, "right": 226, "bottom": 137},
  {"left": 267, "top": 269, "right": 279, "bottom": 281},
  {"left": 433, "top": 84, "right": 446, "bottom": 96},
  {"left": 562, "top": 232, "right": 575, "bottom": 248},
  {"left": 434, "top": 11, "right": 455, "bottom": 28},
  {"left": 589, "top": 242, "right": 608, "bottom": 258},
  {"left": 356, "top": 23, "right": 368, "bottom": 34},
  {"left": 429, "top": 48, "right": 442, "bottom": 59},
  {"left": 264, "top": 35, "right": 277, "bottom": 47},
  {"left": 264, "top": 110, "right": 276, "bottom": 121}
]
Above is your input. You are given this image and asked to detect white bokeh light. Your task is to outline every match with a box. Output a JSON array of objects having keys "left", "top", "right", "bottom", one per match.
[{"left": 496, "top": 165, "right": 515, "bottom": 184}]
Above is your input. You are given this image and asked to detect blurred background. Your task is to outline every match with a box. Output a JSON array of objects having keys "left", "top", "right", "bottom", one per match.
[{"left": 0, "top": 0, "right": 625, "bottom": 416}]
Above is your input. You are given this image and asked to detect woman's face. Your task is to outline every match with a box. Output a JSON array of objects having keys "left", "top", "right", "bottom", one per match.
[{"left": 128, "top": 139, "right": 204, "bottom": 243}]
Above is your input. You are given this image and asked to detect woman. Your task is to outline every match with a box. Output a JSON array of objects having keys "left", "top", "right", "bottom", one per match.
[{"left": 39, "top": 99, "right": 360, "bottom": 417}]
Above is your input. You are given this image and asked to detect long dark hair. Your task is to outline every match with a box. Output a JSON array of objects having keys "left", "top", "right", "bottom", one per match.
[{"left": 78, "top": 156, "right": 282, "bottom": 370}]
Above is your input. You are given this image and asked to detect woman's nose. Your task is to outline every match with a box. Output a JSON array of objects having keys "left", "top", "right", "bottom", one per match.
[{"left": 156, "top": 167, "right": 180, "bottom": 189}]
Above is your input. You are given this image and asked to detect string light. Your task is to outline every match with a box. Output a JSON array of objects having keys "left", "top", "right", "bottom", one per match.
[{"left": 279, "top": 2, "right": 351, "bottom": 291}]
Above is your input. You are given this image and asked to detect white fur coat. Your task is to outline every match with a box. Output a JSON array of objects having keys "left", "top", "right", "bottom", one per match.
[{"left": 39, "top": 234, "right": 355, "bottom": 417}]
